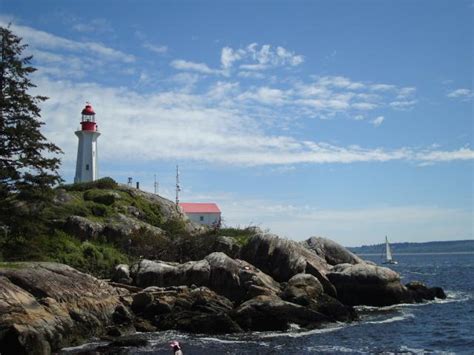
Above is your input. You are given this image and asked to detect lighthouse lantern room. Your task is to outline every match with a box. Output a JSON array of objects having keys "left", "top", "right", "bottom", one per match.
[{"left": 74, "top": 103, "right": 100, "bottom": 183}]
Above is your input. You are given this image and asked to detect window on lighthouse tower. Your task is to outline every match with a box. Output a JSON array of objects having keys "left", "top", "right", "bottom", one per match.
[{"left": 86, "top": 164, "right": 90, "bottom": 170}]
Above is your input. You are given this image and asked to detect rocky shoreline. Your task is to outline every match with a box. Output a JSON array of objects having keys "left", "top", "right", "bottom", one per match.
[{"left": 0, "top": 233, "right": 446, "bottom": 354}]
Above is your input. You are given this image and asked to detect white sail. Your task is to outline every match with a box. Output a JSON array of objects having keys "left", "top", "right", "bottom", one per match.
[{"left": 385, "top": 236, "right": 393, "bottom": 262}]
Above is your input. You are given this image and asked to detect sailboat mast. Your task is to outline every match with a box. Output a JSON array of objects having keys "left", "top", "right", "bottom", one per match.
[{"left": 385, "top": 236, "right": 393, "bottom": 261}]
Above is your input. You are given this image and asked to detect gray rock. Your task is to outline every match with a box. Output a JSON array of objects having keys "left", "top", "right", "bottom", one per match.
[
  {"left": 0, "top": 262, "right": 123, "bottom": 354},
  {"left": 64, "top": 215, "right": 104, "bottom": 241},
  {"left": 132, "top": 259, "right": 211, "bottom": 289},
  {"left": 112, "top": 264, "right": 132, "bottom": 284},
  {"left": 103, "top": 213, "right": 165, "bottom": 242},
  {"left": 214, "top": 236, "right": 241, "bottom": 258},
  {"left": 281, "top": 273, "right": 356, "bottom": 322},
  {"left": 232, "top": 295, "right": 329, "bottom": 331},
  {"left": 302, "top": 236, "right": 365, "bottom": 266},
  {"left": 131, "top": 253, "right": 280, "bottom": 303},
  {"left": 240, "top": 233, "right": 336, "bottom": 297},
  {"left": 327, "top": 263, "right": 411, "bottom": 306}
]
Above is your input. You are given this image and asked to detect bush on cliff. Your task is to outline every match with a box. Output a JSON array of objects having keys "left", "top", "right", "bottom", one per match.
[{"left": 0, "top": 229, "right": 128, "bottom": 277}]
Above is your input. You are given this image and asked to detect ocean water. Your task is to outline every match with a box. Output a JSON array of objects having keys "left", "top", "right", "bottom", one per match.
[{"left": 63, "top": 253, "right": 474, "bottom": 354}]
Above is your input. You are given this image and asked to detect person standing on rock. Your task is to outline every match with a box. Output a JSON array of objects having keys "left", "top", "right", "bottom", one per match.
[{"left": 170, "top": 340, "right": 183, "bottom": 354}]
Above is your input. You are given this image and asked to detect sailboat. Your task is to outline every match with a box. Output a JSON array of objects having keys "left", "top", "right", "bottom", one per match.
[{"left": 382, "top": 236, "right": 398, "bottom": 265}]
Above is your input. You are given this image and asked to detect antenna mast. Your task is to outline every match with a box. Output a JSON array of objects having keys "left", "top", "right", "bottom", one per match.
[
  {"left": 154, "top": 174, "right": 158, "bottom": 194},
  {"left": 175, "top": 165, "right": 181, "bottom": 205}
]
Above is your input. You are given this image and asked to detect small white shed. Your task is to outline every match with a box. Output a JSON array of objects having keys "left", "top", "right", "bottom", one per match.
[{"left": 179, "top": 203, "right": 221, "bottom": 227}]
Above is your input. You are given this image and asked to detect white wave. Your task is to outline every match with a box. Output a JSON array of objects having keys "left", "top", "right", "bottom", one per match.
[
  {"left": 304, "top": 345, "right": 358, "bottom": 353},
  {"left": 197, "top": 337, "right": 254, "bottom": 344},
  {"left": 259, "top": 322, "right": 349, "bottom": 338},
  {"left": 365, "top": 313, "right": 414, "bottom": 324},
  {"left": 60, "top": 340, "right": 109, "bottom": 352}
]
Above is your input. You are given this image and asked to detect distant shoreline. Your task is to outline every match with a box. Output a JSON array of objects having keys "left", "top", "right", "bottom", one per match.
[{"left": 354, "top": 252, "right": 474, "bottom": 256}]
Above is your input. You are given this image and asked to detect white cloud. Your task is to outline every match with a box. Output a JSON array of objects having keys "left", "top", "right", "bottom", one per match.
[
  {"left": 238, "top": 87, "right": 286, "bottom": 105},
  {"left": 396, "top": 87, "right": 416, "bottom": 99},
  {"left": 143, "top": 42, "right": 168, "bottom": 54},
  {"left": 389, "top": 100, "right": 417, "bottom": 109},
  {"left": 370, "top": 83, "right": 396, "bottom": 92},
  {"left": 170, "top": 59, "right": 222, "bottom": 75},
  {"left": 371, "top": 116, "right": 384, "bottom": 127},
  {"left": 1, "top": 21, "right": 135, "bottom": 63},
  {"left": 352, "top": 102, "right": 378, "bottom": 110},
  {"left": 72, "top": 18, "right": 112, "bottom": 33},
  {"left": 222, "top": 43, "right": 304, "bottom": 71},
  {"left": 447, "top": 88, "right": 473, "bottom": 99}
]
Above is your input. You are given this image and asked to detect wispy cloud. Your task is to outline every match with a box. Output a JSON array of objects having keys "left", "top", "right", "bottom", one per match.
[
  {"left": 1, "top": 20, "right": 135, "bottom": 63},
  {"left": 221, "top": 43, "right": 304, "bottom": 71},
  {"left": 143, "top": 42, "right": 168, "bottom": 54},
  {"left": 371, "top": 116, "right": 385, "bottom": 126},
  {"left": 170, "top": 59, "right": 222, "bottom": 75},
  {"left": 72, "top": 18, "right": 113, "bottom": 33},
  {"left": 447, "top": 88, "right": 473, "bottom": 100},
  {"left": 35, "top": 75, "right": 473, "bottom": 169}
]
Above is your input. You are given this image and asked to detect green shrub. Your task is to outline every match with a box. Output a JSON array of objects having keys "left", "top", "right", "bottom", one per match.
[
  {"left": 83, "top": 189, "right": 117, "bottom": 205},
  {"left": 0, "top": 230, "right": 128, "bottom": 278},
  {"left": 61, "top": 177, "right": 118, "bottom": 192}
]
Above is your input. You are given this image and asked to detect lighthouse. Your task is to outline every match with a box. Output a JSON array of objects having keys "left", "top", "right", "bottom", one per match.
[{"left": 74, "top": 103, "right": 100, "bottom": 183}]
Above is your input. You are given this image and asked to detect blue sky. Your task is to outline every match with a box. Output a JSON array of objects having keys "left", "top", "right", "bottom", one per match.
[{"left": 1, "top": 0, "right": 472, "bottom": 246}]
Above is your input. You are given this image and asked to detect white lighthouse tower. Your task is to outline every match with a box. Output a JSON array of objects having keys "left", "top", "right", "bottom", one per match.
[{"left": 74, "top": 103, "right": 100, "bottom": 183}]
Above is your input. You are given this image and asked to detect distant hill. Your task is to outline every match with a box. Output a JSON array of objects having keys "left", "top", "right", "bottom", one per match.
[{"left": 348, "top": 240, "right": 474, "bottom": 254}]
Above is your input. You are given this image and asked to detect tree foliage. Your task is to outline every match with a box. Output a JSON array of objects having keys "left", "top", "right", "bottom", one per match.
[{"left": 0, "top": 25, "right": 62, "bottom": 202}]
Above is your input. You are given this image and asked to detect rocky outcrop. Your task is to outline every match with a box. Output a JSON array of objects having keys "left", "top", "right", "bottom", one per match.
[
  {"left": 281, "top": 273, "right": 356, "bottom": 322},
  {"left": 103, "top": 213, "right": 166, "bottom": 242},
  {"left": 64, "top": 215, "right": 104, "bottom": 241},
  {"left": 302, "top": 236, "right": 364, "bottom": 266},
  {"left": 111, "top": 264, "right": 132, "bottom": 285},
  {"left": 327, "top": 263, "right": 411, "bottom": 306},
  {"left": 214, "top": 236, "right": 241, "bottom": 258},
  {"left": 131, "top": 285, "right": 242, "bottom": 334},
  {"left": 240, "top": 233, "right": 336, "bottom": 297},
  {"left": 131, "top": 252, "right": 280, "bottom": 303},
  {"left": 232, "top": 295, "right": 329, "bottom": 331},
  {"left": 406, "top": 281, "right": 447, "bottom": 302},
  {"left": 0, "top": 262, "right": 127, "bottom": 355}
]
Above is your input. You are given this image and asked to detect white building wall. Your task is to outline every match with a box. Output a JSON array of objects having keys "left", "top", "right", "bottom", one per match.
[
  {"left": 74, "top": 130, "right": 100, "bottom": 183},
  {"left": 186, "top": 212, "right": 221, "bottom": 227}
]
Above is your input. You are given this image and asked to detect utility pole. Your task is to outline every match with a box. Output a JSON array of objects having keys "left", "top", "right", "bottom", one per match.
[
  {"left": 175, "top": 165, "right": 181, "bottom": 205},
  {"left": 154, "top": 174, "right": 159, "bottom": 194}
]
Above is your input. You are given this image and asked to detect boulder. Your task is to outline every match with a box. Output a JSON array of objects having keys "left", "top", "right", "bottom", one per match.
[
  {"left": 327, "top": 263, "right": 411, "bottom": 306},
  {"left": 0, "top": 262, "right": 124, "bottom": 354},
  {"left": 131, "top": 253, "right": 280, "bottom": 304},
  {"left": 131, "top": 259, "right": 211, "bottom": 289},
  {"left": 302, "top": 237, "right": 364, "bottom": 265},
  {"left": 240, "top": 233, "right": 336, "bottom": 296},
  {"left": 206, "top": 252, "right": 281, "bottom": 302},
  {"left": 64, "top": 215, "right": 104, "bottom": 241},
  {"left": 281, "top": 273, "right": 356, "bottom": 322},
  {"left": 232, "top": 295, "right": 329, "bottom": 331},
  {"left": 111, "top": 264, "right": 132, "bottom": 285},
  {"left": 405, "top": 281, "right": 447, "bottom": 302},
  {"left": 130, "top": 285, "right": 241, "bottom": 334},
  {"left": 214, "top": 236, "right": 241, "bottom": 258},
  {"left": 103, "top": 213, "right": 165, "bottom": 242}
]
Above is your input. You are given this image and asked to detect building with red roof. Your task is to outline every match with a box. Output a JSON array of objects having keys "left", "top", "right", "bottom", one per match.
[{"left": 179, "top": 203, "right": 221, "bottom": 227}]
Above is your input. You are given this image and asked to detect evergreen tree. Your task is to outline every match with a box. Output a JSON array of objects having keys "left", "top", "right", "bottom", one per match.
[{"left": 0, "top": 26, "right": 62, "bottom": 202}]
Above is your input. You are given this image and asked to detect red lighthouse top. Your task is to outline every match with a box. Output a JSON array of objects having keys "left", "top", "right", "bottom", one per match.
[{"left": 80, "top": 103, "right": 98, "bottom": 131}]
